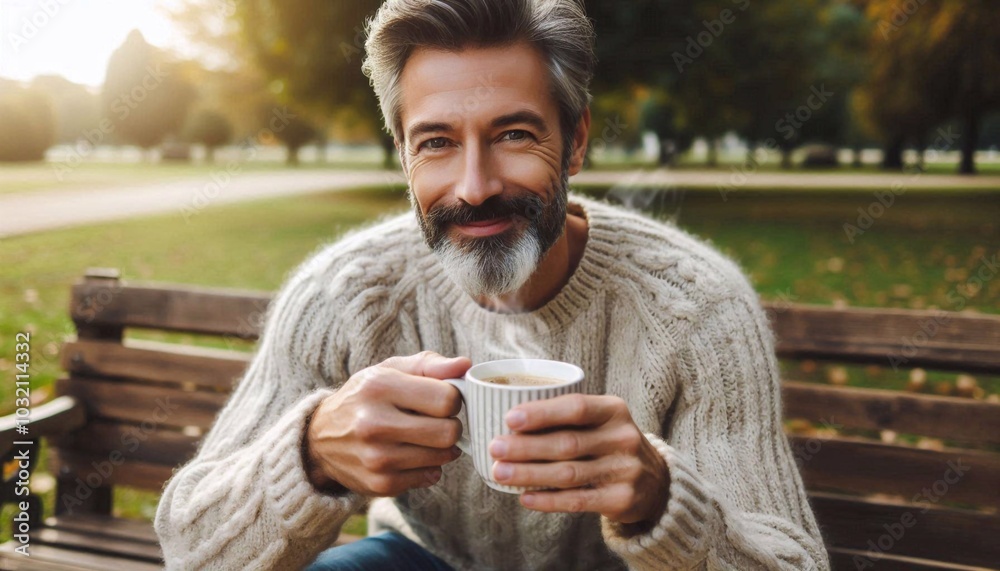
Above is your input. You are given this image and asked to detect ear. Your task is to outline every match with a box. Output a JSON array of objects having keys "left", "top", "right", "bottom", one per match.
[{"left": 566, "top": 107, "right": 591, "bottom": 177}]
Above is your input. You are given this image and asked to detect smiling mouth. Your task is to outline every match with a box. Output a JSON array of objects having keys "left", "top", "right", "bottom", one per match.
[{"left": 454, "top": 216, "right": 514, "bottom": 237}]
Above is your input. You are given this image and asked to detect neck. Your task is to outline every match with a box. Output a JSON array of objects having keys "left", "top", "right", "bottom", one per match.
[{"left": 472, "top": 207, "right": 588, "bottom": 313}]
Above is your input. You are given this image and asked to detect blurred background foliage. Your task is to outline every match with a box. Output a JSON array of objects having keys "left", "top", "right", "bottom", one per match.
[{"left": 0, "top": 0, "right": 999, "bottom": 172}]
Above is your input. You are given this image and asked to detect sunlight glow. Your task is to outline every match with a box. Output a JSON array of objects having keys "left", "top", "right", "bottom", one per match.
[{"left": 1, "top": 0, "right": 186, "bottom": 87}]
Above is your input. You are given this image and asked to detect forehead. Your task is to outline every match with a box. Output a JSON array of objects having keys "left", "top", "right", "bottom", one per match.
[{"left": 398, "top": 42, "right": 558, "bottom": 135}]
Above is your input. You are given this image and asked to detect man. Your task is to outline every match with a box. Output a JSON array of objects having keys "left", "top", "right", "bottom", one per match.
[{"left": 154, "top": 1, "right": 829, "bottom": 569}]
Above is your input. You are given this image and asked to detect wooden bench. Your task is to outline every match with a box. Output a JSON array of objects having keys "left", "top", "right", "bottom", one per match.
[{"left": 1, "top": 268, "right": 998, "bottom": 570}]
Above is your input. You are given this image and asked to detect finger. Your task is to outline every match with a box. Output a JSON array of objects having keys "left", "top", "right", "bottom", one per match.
[
  {"left": 505, "top": 394, "right": 625, "bottom": 432},
  {"left": 519, "top": 483, "right": 635, "bottom": 517},
  {"left": 383, "top": 414, "right": 464, "bottom": 449},
  {"left": 366, "top": 466, "right": 444, "bottom": 497},
  {"left": 492, "top": 455, "right": 635, "bottom": 489},
  {"left": 380, "top": 351, "right": 472, "bottom": 381},
  {"left": 361, "top": 368, "right": 463, "bottom": 417},
  {"left": 489, "top": 425, "right": 637, "bottom": 462},
  {"left": 361, "top": 443, "right": 462, "bottom": 472}
]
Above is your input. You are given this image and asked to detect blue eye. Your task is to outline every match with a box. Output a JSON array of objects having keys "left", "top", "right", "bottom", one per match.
[{"left": 504, "top": 130, "right": 529, "bottom": 141}]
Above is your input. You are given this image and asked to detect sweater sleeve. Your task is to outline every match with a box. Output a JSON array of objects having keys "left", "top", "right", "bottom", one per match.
[
  {"left": 153, "top": 269, "right": 368, "bottom": 571},
  {"left": 600, "top": 293, "right": 830, "bottom": 570}
]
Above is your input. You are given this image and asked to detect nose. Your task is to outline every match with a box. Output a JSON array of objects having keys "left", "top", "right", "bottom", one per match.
[{"left": 455, "top": 139, "right": 502, "bottom": 206}]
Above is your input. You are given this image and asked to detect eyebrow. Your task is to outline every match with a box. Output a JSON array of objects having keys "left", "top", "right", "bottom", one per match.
[
  {"left": 407, "top": 121, "right": 452, "bottom": 142},
  {"left": 405, "top": 110, "right": 550, "bottom": 143},
  {"left": 490, "top": 110, "right": 549, "bottom": 133}
]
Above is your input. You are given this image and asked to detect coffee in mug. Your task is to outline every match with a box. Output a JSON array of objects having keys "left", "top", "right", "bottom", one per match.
[{"left": 481, "top": 374, "right": 561, "bottom": 387}]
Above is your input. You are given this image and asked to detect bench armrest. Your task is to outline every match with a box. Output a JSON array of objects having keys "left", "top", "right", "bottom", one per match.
[{"left": 0, "top": 396, "right": 86, "bottom": 458}]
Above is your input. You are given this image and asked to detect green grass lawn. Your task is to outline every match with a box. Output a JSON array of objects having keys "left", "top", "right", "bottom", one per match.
[{"left": 1, "top": 183, "right": 998, "bottom": 539}]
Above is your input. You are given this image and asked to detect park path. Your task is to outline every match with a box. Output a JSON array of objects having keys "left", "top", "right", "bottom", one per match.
[
  {"left": 3, "top": 168, "right": 999, "bottom": 239},
  {"left": 0, "top": 170, "right": 406, "bottom": 239}
]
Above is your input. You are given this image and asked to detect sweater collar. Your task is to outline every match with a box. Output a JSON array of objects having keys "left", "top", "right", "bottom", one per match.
[{"left": 421, "top": 191, "right": 621, "bottom": 332}]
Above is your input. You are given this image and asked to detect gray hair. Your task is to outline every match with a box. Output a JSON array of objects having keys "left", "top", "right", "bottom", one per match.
[{"left": 362, "top": 0, "right": 596, "bottom": 150}]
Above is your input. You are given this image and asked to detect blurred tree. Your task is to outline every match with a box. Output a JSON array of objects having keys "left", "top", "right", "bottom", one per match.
[
  {"left": 103, "top": 30, "right": 197, "bottom": 155},
  {"left": 184, "top": 109, "right": 233, "bottom": 163},
  {"left": 587, "top": 0, "right": 832, "bottom": 168},
  {"left": 167, "top": 1, "right": 276, "bottom": 141},
  {"left": 587, "top": 86, "right": 646, "bottom": 166},
  {"left": 233, "top": 0, "right": 390, "bottom": 165},
  {"left": 0, "top": 81, "right": 56, "bottom": 162},
  {"left": 857, "top": 0, "right": 1000, "bottom": 173},
  {"left": 585, "top": 0, "right": 742, "bottom": 166},
  {"left": 638, "top": 90, "right": 694, "bottom": 166},
  {"left": 729, "top": 0, "right": 838, "bottom": 168},
  {"left": 982, "top": 113, "right": 1000, "bottom": 150},
  {"left": 791, "top": 1, "right": 872, "bottom": 166},
  {"left": 30, "top": 75, "right": 100, "bottom": 144},
  {"left": 270, "top": 109, "right": 318, "bottom": 166}
]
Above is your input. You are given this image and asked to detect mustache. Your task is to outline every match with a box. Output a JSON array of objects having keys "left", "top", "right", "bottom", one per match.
[{"left": 425, "top": 193, "right": 545, "bottom": 229}]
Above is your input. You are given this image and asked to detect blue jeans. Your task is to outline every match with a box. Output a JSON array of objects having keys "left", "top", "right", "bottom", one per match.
[{"left": 304, "top": 532, "right": 455, "bottom": 571}]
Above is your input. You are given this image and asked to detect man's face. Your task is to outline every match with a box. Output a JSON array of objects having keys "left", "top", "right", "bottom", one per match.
[{"left": 397, "top": 42, "right": 578, "bottom": 299}]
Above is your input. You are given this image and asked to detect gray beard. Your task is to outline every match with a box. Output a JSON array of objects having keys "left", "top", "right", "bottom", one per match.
[
  {"left": 409, "top": 180, "right": 569, "bottom": 299},
  {"left": 433, "top": 222, "right": 544, "bottom": 298}
]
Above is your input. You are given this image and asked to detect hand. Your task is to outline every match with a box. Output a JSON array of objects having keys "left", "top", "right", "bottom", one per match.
[
  {"left": 489, "top": 394, "right": 670, "bottom": 525},
  {"left": 304, "top": 351, "right": 469, "bottom": 497}
]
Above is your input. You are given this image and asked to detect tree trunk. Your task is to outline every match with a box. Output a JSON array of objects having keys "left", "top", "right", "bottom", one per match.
[
  {"left": 959, "top": 108, "right": 978, "bottom": 175},
  {"left": 745, "top": 141, "right": 757, "bottom": 166},
  {"left": 851, "top": 146, "right": 862, "bottom": 168},
  {"left": 658, "top": 138, "right": 675, "bottom": 166},
  {"left": 706, "top": 139, "right": 718, "bottom": 167},
  {"left": 780, "top": 147, "right": 793, "bottom": 169},
  {"left": 205, "top": 146, "right": 215, "bottom": 164},
  {"left": 881, "top": 137, "right": 904, "bottom": 170},
  {"left": 380, "top": 134, "right": 396, "bottom": 169},
  {"left": 286, "top": 145, "right": 300, "bottom": 166},
  {"left": 315, "top": 139, "right": 327, "bottom": 164}
]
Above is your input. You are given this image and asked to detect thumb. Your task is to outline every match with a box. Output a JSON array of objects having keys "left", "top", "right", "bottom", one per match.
[{"left": 382, "top": 351, "right": 471, "bottom": 380}]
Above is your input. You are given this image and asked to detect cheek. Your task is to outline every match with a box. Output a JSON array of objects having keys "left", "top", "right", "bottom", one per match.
[
  {"left": 495, "top": 152, "right": 561, "bottom": 195},
  {"left": 409, "top": 157, "right": 460, "bottom": 212}
]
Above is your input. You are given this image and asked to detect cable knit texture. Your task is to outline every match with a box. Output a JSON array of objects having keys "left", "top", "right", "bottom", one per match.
[{"left": 154, "top": 191, "right": 829, "bottom": 570}]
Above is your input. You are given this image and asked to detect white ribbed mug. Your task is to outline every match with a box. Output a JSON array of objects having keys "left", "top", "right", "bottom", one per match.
[{"left": 445, "top": 359, "right": 584, "bottom": 494}]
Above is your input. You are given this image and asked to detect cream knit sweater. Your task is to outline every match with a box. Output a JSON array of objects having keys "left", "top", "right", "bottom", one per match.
[{"left": 154, "top": 191, "right": 829, "bottom": 570}]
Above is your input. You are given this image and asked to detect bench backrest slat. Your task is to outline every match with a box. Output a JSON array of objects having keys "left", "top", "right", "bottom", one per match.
[
  {"left": 57, "top": 376, "right": 228, "bottom": 431},
  {"left": 810, "top": 492, "right": 1000, "bottom": 569},
  {"left": 72, "top": 281, "right": 271, "bottom": 339},
  {"left": 783, "top": 381, "right": 1000, "bottom": 446},
  {"left": 764, "top": 303, "right": 1000, "bottom": 373},
  {"left": 62, "top": 339, "right": 249, "bottom": 391},
  {"left": 792, "top": 435, "right": 1000, "bottom": 511}
]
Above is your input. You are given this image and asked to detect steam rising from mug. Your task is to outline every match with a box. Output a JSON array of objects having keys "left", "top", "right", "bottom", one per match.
[{"left": 410, "top": 183, "right": 568, "bottom": 299}]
